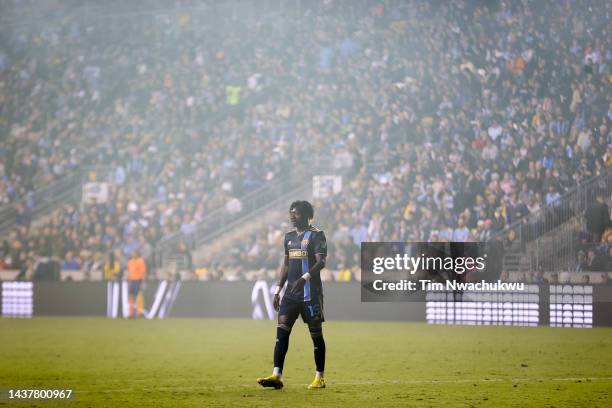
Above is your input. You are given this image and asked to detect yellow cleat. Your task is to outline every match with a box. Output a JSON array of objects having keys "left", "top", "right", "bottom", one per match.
[
  {"left": 308, "top": 376, "right": 326, "bottom": 389},
  {"left": 257, "top": 374, "right": 284, "bottom": 389}
]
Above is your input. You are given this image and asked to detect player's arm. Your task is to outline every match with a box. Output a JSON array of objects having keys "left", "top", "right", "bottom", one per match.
[
  {"left": 290, "top": 254, "right": 326, "bottom": 295},
  {"left": 274, "top": 255, "right": 289, "bottom": 311},
  {"left": 278, "top": 255, "right": 289, "bottom": 288},
  {"left": 308, "top": 253, "right": 327, "bottom": 279}
]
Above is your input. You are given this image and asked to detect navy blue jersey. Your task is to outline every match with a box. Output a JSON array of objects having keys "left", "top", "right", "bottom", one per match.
[{"left": 284, "top": 226, "right": 327, "bottom": 302}]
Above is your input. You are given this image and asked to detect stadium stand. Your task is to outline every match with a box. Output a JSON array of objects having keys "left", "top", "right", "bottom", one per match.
[{"left": 0, "top": 0, "right": 610, "bottom": 284}]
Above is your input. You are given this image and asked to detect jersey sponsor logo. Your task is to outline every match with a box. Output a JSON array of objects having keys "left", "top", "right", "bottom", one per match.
[{"left": 288, "top": 249, "right": 308, "bottom": 258}]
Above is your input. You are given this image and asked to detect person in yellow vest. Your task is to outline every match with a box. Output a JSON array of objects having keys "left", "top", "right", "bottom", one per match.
[
  {"left": 103, "top": 251, "right": 121, "bottom": 281},
  {"left": 127, "top": 251, "right": 147, "bottom": 318},
  {"left": 225, "top": 85, "right": 241, "bottom": 105}
]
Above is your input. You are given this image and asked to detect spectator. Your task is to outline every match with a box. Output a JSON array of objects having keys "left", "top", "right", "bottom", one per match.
[
  {"left": 545, "top": 186, "right": 562, "bottom": 207},
  {"left": 585, "top": 249, "right": 607, "bottom": 272},
  {"left": 452, "top": 218, "right": 470, "bottom": 242},
  {"left": 103, "top": 251, "right": 121, "bottom": 281},
  {"left": 585, "top": 195, "right": 610, "bottom": 242},
  {"left": 61, "top": 251, "right": 81, "bottom": 271}
]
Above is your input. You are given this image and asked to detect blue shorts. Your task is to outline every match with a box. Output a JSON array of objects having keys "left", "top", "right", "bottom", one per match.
[{"left": 279, "top": 294, "right": 325, "bottom": 326}]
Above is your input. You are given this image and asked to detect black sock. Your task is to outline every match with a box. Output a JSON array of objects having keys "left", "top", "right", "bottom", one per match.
[
  {"left": 273, "top": 327, "right": 290, "bottom": 373},
  {"left": 312, "top": 334, "right": 326, "bottom": 373}
]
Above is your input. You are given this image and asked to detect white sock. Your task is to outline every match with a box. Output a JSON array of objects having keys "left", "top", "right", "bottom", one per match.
[
  {"left": 273, "top": 367, "right": 282, "bottom": 378},
  {"left": 316, "top": 371, "right": 324, "bottom": 379}
]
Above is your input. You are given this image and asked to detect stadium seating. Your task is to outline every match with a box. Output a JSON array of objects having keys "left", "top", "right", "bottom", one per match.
[{"left": 1, "top": 0, "right": 610, "bottom": 283}]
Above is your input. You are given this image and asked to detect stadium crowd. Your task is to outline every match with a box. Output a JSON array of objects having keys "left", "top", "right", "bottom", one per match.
[
  {"left": 213, "top": 0, "right": 612, "bottom": 281},
  {"left": 1, "top": 0, "right": 611, "bottom": 282}
]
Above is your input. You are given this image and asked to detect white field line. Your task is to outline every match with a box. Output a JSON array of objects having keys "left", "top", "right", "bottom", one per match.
[
  {"left": 75, "top": 377, "right": 612, "bottom": 393},
  {"left": 331, "top": 377, "right": 612, "bottom": 385}
]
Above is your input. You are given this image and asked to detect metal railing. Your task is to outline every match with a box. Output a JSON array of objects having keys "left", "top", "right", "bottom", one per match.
[
  {"left": 0, "top": 166, "right": 114, "bottom": 236},
  {"left": 494, "top": 170, "right": 612, "bottom": 272},
  {"left": 153, "top": 151, "right": 473, "bottom": 270},
  {"left": 155, "top": 157, "right": 353, "bottom": 268},
  {"left": 0, "top": 172, "right": 81, "bottom": 235}
]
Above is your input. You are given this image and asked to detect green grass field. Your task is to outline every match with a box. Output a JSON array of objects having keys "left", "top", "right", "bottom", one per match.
[{"left": 1, "top": 318, "right": 611, "bottom": 407}]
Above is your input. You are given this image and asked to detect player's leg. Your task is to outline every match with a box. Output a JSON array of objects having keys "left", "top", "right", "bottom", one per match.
[
  {"left": 307, "top": 320, "right": 326, "bottom": 389},
  {"left": 257, "top": 298, "right": 299, "bottom": 389},
  {"left": 273, "top": 313, "right": 294, "bottom": 376},
  {"left": 302, "top": 297, "right": 326, "bottom": 389}
]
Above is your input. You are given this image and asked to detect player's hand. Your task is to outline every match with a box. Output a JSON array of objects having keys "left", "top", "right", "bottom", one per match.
[
  {"left": 290, "top": 277, "right": 306, "bottom": 295},
  {"left": 273, "top": 294, "right": 281, "bottom": 311}
]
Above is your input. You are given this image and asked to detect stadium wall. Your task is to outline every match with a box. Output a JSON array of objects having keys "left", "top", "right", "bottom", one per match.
[
  {"left": 2, "top": 281, "right": 612, "bottom": 327},
  {"left": 2, "top": 281, "right": 425, "bottom": 321}
]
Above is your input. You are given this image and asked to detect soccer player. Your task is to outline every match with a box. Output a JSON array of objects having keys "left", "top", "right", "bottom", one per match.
[{"left": 257, "top": 200, "right": 328, "bottom": 390}]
